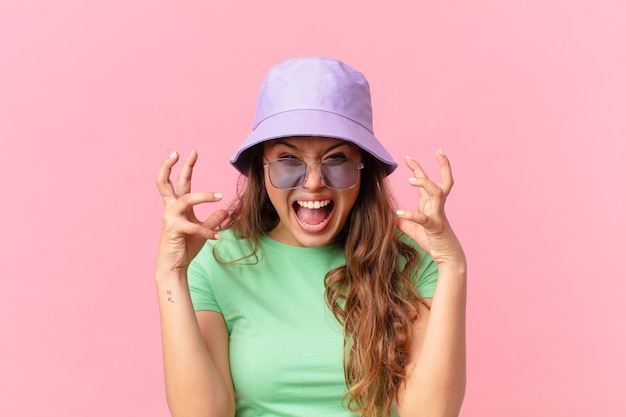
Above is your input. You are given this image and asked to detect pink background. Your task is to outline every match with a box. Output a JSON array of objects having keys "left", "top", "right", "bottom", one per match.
[{"left": 1, "top": 1, "right": 625, "bottom": 415}]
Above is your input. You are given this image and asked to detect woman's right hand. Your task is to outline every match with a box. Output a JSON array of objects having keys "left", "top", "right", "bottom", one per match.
[{"left": 155, "top": 150, "right": 229, "bottom": 275}]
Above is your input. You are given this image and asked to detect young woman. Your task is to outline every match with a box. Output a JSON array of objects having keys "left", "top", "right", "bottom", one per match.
[{"left": 155, "top": 57, "right": 466, "bottom": 417}]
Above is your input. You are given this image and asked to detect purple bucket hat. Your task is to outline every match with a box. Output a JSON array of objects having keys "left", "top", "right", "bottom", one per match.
[{"left": 230, "top": 57, "right": 398, "bottom": 175}]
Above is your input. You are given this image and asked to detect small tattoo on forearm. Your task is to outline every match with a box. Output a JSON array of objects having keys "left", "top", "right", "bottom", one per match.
[{"left": 166, "top": 289, "right": 174, "bottom": 303}]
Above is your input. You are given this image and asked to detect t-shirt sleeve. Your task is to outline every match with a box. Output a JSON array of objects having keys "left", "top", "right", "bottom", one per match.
[
  {"left": 414, "top": 248, "right": 438, "bottom": 298},
  {"left": 397, "top": 230, "right": 439, "bottom": 298},
  {"left": 187, "top": 243, "right": 222, "bottom": 313}
]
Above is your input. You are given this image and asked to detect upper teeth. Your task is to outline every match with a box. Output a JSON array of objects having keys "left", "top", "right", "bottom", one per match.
[{"left": 297, "top": 200, "right": 331, "bottom": 209}]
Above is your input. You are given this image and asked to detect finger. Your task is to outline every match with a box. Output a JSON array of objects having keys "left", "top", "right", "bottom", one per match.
[
  {"left": 177, "top": 150, "right": 198, "bottom": 196},
  {"left": 404, "top": 155, "right": 429, "bottom": 180},
  {"left": 176, "top": 219, "right": 221, "bottom": 240},
  {"left": 202, "top": 209, "right": 230, "bottom": 232},
  {"left": 179, "top": 193, "right": 222, "bottom": 224},
  {"left": 155, "top": 151, "right": 180, "bottom": 201},
  {"left": 436, "top": 149, "right": 454, "bottom": 195},
  {"left": 396, "top": 209, "right": 432, "bottom": 227},
  {"left": 170, "top": 192, "right": 223, "bottom": 215},
  {"left": 408, "top": 176, "right": 444, "bottom": 199},
  {"left": 404, "top": 156, "right": 432, "bottom": 204},
  {"left": 396, "top": 217, "right": 420, "bottom": 241}
]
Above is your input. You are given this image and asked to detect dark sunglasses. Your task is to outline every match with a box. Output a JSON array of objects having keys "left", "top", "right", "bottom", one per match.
[{"left": 263, "top": 157, "right": 365, "bottom": 190}]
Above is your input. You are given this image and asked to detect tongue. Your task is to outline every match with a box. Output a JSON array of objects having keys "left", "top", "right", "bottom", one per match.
[{"left": 297, "top": 206, "right": 330, "bottom": 226}]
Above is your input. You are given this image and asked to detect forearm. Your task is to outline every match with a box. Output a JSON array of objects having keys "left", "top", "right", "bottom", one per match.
[
  {"left": 399, "top": 262, "right": 467, "bottom": 417},
  {"left": 156, "top": 270, "right": 234, "bottom": 417}
]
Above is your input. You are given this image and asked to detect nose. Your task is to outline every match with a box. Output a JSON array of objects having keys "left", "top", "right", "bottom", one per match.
[{"left": 302, "top": 163, "right": 325, "bottom": 190}]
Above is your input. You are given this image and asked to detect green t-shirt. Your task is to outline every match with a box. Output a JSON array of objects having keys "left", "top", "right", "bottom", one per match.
[{"left": 188, "top": 229, "right": 438, "bottom": 417}]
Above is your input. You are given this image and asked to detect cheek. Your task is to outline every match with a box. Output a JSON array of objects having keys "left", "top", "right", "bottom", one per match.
[
  {"left": 264, "top": 182, "right": 289, "bottom": 213},
  {"left": 263, "top": 172, "right": 275, "bottom": 200},
  {"left": 340, "top": 186, "right": 361, "bottom": 214},
  {"left": 349, "top": 179, "right": 362, "bottom": 205}
]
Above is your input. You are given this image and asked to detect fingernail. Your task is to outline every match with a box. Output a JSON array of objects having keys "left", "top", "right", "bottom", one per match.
[
  {"left": 405, "top": 155, "right": 413, "bottom": 160},
  {"left": 396, "top": 210, "right": 405, "bottom": 216},
  {"left": 438, "top": 148, "right": 445, "bottom": 155},
  {"left": 214, "top": 233, "right": 221, "bottom": 240},
  {"left": 409, "top": 177, "right": 417, "bottom": 183},
  {"left": 169, "top": 151, "right": 177, "bottom": 158},
  {"left": 214, "top": 193, "right": 223, "bottom": 199}
]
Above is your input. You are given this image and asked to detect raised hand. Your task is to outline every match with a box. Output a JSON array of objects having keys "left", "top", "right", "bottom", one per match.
[
  {"left": 155, "top": 150, "right": 229, "bottom": 273},
  {"left": 396, "top": 150, "right": 465, "bottom": 267}
]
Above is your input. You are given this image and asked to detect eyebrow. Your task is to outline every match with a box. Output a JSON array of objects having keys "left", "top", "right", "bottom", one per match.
[{"left": 271, "top": 139, "right": 350, "bottom": 154}]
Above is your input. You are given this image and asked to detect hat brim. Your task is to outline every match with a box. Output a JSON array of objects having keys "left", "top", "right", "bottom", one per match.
[{"left": 230, "top": 109, "right": 397, "bottom": 175}]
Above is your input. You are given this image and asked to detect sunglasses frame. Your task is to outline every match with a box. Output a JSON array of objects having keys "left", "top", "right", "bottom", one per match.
[{"left": 263, "top": 157, "right": 365, "bottom": 190}]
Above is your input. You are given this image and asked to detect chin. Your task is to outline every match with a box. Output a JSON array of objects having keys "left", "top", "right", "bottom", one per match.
[{"left": 298, "top": 232, "right": 339, "bottom": 247}]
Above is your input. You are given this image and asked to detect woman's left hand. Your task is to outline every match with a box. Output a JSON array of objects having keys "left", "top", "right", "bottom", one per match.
[{"left": 396, "top": 150, "right": 466, "bottom": 267}]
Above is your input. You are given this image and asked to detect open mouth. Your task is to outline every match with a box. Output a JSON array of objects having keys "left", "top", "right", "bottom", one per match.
[{"left": 293, "top": 199, "right": 335, "bottom": 230}]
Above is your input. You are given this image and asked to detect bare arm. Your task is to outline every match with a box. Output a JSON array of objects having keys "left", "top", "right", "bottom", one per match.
[
  {"left": 155, "top": 151, "right": 235, "bottom": 417},
  {"left": 157, "top": 276, "right": 235, "bottom": 417},
  {"left": 396, "top": 265, "right": 466, "bottom": 417},
  {"left": 396, "top": 150, "right": 467, "bottom": 416}
]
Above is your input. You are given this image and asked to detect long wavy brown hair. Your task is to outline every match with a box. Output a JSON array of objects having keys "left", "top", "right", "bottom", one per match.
[{"left": 221, "top": 143, "right": 424, "bottom": 417}]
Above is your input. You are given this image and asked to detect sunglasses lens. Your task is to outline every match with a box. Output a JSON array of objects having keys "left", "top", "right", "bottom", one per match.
[
  {"left": 269, "top": 159, "right": 306, "bottom": 189},
  {"left": 321, "top": 158, "right": 358, "bottom": 189}
]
